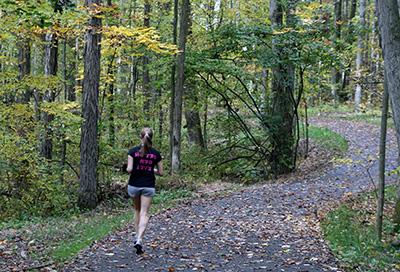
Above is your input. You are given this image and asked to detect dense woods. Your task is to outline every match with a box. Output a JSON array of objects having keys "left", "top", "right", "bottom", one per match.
[{"left": 1, "top": 0, "right": 400, "bottom": 240}]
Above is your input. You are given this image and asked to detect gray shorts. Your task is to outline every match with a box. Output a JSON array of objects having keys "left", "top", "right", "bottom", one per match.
[{"left": 127, "top": 185, "right": 155, "bottom": 198}]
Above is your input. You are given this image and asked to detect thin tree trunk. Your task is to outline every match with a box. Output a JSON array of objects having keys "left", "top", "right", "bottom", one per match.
[
  {"left": 78, "top": 0, "right": 102, "bottom": 210},
  {"left": 108, "top": 82, "right": 115, "bottom": 146},
  {"left": 142, "top": 0, "right": 151, "bottom": 112},
  {"left": 376, "top": 0, "right": 400, "bottom": 230},
  {"left": 376, "top": 71, "right": 389, "bottom": 240},
  {"left": 203, "top": 92, "right": 208, "bottom": 150},
  {"left": 304, "top": 98, "right": 309, "bottom": 158},
  {"left": 331, "top": 0, "right": 342, "bottom": 105},
  {"left": 17, "top": 40, "right": 31, "bottom": 103},
  {"left": 261, "top": 67, "right": 268, "bottom": 115},
  {"left": 171, "top": 0, "right": 190, "bottom": 173},
  {"left": 107, "top": 0, "right": 115, "bottom": 147},
  {"left": 40, "top": 32, "right": 58, "bottom": 160},
  {"left": 354, "top": 0, "right": 366, "bottom": 112},
  {"left": 60, "top": 39, "right": 68, "bottom": 182},
  {"left": 169, "top": 0, "right": 179, "bottom": 171}
]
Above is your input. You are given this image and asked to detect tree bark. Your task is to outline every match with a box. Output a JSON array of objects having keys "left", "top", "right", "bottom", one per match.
[
  {"left": 142, "top": 0, "right": 151, "bottom": 112},
  {"left": 376, "top": 0, "right": 400, "bottom": 230},
  {"left": 17, "top": 40, "right": 31, "bottom": 103},
  {"left": 354, "top": 0, "right": 366, "bottom": 112},
  {"left": 171, "top": 0, "right": 190, "bottom": 173},
  {"left": 184, "top": 86, "right": 204, "bottom": 149},
  {"left": 66, "top": 38, "right": 78, "bottom": 102},
  {"left": 269, "top": 0, "right": 296, "bottom": 175},
  {"left": 78, "top": 0, "right": 102, "bottom": 210},
  {"left": 169, "top": 0, "right": 179, "bottom": 171},
  {"left": 40, "top": 32, "right": 58, "bottom": 160},
  {"left": 331, "top": 0, "right": 342, "bottom": 105},
  {"left": 376, "top": 71, "right": 389, "bottom": 240}
]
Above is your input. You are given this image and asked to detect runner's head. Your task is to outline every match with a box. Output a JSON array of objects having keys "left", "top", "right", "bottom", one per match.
[{"left": 140, "top": 127, "right": 153, "bottom": 156}]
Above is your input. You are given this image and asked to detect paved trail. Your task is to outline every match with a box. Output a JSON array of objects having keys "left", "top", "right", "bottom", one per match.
[{"left": 63, "top": 118, "right": 398, "bottom": 272}]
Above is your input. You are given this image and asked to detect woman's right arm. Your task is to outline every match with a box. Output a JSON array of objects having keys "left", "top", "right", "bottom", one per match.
[
  {"left": 127, "top": 155, "right": 133, "bottom": 174},
  {"left": 155, "top": 161, "right": 163, "bottom": 176}
]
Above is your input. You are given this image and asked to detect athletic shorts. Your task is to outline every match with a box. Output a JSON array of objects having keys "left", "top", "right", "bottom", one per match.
[{"left": 127, "top": 185, "right": 155, "bottom": 198}]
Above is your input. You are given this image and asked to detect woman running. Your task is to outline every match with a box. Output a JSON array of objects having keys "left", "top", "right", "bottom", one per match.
[{"left": 126, "top": 127, "right": 163, "bottom": 255}]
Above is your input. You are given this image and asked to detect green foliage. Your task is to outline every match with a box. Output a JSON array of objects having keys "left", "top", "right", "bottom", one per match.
[
  {"left": 0, "top": 103, "right": 77, "bottom": 220},
  {"left": 322, "top": 186, "right": 400, "bottom": 271}
]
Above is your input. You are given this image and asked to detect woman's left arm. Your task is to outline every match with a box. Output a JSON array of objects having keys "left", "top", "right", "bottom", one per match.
[{"left": 127, "top": 155, "right": 134, "bottom": 174}]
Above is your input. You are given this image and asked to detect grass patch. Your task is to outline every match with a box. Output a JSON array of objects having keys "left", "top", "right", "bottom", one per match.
[
  {"left": 308, "top": 104, "right": 395, "bottom": 128},
  {"left": 307, "top": 125, "right": 348, "bottom": 153},
  {"left": 322, "top": 186, "right": 400, "bottom": 271},
  {"left": 0, "top": 188, "right": 193, "bottom": 266},
  {"left": 308, "top": 103, "right": 354, "bottom": 116}
]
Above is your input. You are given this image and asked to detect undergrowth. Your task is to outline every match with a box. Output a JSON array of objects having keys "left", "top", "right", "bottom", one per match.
[{"left": 322, "top": 186, "right": 400, "bottom": 271}]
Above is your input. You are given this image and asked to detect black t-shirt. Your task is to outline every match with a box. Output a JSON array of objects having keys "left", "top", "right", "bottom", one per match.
[{"left": 127, "top": 146, "right": 162, "bottom": 188}]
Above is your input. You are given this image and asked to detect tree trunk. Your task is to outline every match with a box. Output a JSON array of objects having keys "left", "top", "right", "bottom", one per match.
[
  {"left": 184, "top": 86, "right": 204, "bottom": 149},
  {"left": 107, "top": 0, "right": 115, "bottom": 147},
  {"left": 331, "top": 0, "right": 342, "bottom": 105},
  {"left": 66, "top": 38, "right": 78, "bottom": 102},
  {"left": 108, "top": 82, "right": 115, "bottom": 146},
  {"left": 171, "top": 0, "right": 190, "bottom": 173},
  {"left": 203, "top": 92, "right": 208, "bottom": 150},
  {"left": 17, "top": 40, "right": 31, "bottom": 103},
  {"left": 169, "top": 0, "right": 179, "bottom": 171},
  {"left": 376, "top": 71, "right": 389, "bottom": 240},
  {"left": 142, "top": 0, "right": 151, "bottom": 112},
  {"left": 269, "top": 0, "right": 296, "bottom": 175},
  {"left": 78, "top": 0, "right": 102, "bottom": 210},
  {"left": 40, "top": 32, "right": 58, "bottom": 160},
  {"left": 354, "top": 0, "right": 366, "bottom": 112},
  {"left": 261, "top": 67, "right": 268, "bottom": 115},
  {"left": 376, "top": 0, "right": 400, "bottom": 230}
]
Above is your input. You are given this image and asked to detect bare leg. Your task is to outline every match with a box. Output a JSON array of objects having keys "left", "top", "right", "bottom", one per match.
[
  {"left": 133, "top": 196, "right": 141, "bottom": 240},
  {"left": 137, "top": 195, "right": 152, "bottom": 241}
]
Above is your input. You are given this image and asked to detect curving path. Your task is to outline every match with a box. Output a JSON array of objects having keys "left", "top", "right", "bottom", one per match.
[{"left": 63, "top": 118, "right": 398, "bottom": 272}]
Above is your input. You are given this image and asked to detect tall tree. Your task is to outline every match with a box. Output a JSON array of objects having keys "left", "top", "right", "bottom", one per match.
[
  {"left": 78, "top": 0, "right": 102, "bottom": 210},
  {"left": 40, "top": 0, "right": 65, "bottom": 159},
  {"left": 40, "top": 31, "right": 58, "bottom": 159},
  {"left": 376, "top": 71, "right": 389, "bottom": 240},
  {"left": 354, "top": 0, "right": 366, "bottom": 112},
  {"left": 169, "top": 0, "right": 179, "bottom": 169},
  {"left": 331, "top": 0, "right": 342, "bottom": 105},
  {"left": 269, "top": 0, "right": 296, "bottom": 175},
  {"left": 376, "top": 0, "right": 400, "bottom": 230},
  {"left": 142, "top": 0, "right": 151, "bottom": 112},
  {"left": 171, "top": 0, "right": 190, "bottom": 173},
  {"left": 184, "top": 5, "right": 204, "bottom": 149}
]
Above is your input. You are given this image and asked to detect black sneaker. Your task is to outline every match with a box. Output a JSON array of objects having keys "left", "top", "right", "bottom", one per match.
[{"left": 134, "top": 242, "right": 144, "bottom": 255}]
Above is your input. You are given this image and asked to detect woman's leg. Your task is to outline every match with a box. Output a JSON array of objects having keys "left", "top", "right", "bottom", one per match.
[
  {"left": 136, "top": 195, "right": 152, "bottom": 241},
  {"left": 133, "top": 196, "right": 141, "bottom": 240}
]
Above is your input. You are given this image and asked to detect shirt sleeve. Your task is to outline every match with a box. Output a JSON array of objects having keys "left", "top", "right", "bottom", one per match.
[{"left": 127, "top": 148, "right": 135, "bottom": 157}]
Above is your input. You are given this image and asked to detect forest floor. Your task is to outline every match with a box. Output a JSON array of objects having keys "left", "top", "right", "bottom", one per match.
[{"left": 60, "top": 117, "right": 398, "bottom": 272}]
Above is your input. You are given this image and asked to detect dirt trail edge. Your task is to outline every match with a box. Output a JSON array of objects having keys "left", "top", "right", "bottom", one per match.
[{"left": 63, "top": 118, "right": 398, "bottom": 272}]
